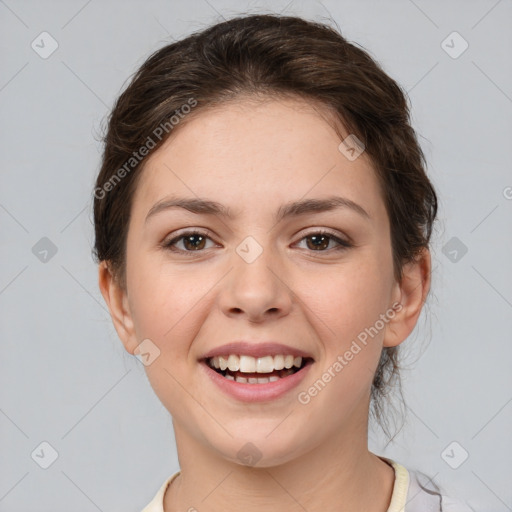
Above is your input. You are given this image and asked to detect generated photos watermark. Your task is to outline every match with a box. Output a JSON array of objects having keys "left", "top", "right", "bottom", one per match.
[
  {"left": 94, "top": 97, "right": 198, "bottom": 200},
  {"left": 297, "top": 301, "right": 403, "bottom": 405}
]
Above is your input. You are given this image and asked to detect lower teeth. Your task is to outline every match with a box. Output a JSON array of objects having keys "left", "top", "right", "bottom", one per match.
[
  {"left": 226, "top": 374, "right": 282, "bottom": 383},
  {"left": 220, "top": 367, "right": 297, "bottom": 384}
]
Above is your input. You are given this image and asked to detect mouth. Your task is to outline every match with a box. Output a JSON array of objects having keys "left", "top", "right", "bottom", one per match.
[{"left": 202, "top": 354, "right": 314, "bottom": 384}]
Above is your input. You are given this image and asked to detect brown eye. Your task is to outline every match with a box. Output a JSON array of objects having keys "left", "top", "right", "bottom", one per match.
[
  {"left": 163, "top": 231, "right": 215, "bottom": 253},
  {"left": 296, "top": 231, "right": 352, "bottom": 252},
  {"left": 181, "top": 234, "right": 207, "bottom": 251},
  {"left": 305, "top": 234, "right": 330, "bottom": 251}
]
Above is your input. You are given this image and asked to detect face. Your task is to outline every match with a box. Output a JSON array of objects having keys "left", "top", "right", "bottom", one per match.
[{"left": 100, "top": 96, "right": 429, "bottom": 467}]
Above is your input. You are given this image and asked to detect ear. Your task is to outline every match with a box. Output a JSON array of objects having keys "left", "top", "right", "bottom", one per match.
[
  {"left": 383, "top": 248, "right": 431, "bottom": 348},
  {"left": 98, "top": 261, "right": 138, "bottom": 354}
]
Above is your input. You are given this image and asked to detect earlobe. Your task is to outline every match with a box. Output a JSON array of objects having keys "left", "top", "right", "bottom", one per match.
[
  {"left": 98, "top": 261, "right": 138, "bottom": 354},
  {"left": 383, "top": 248, "right": 432, "bottom": 348}
]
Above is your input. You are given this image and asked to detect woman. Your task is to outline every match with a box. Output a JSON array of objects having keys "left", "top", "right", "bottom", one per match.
[{"left": 93, "top": 13, "right": 470, "bottom": 512}]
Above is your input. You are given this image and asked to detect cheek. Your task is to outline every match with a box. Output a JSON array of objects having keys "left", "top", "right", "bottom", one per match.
[
  {"left": 301, "top": 256, "right": 392, "bottom": 401},
  {"left": 129, "top": 277, "right": 189, "bottom": 342},
  {"left": 299, "top": 270, "right": 388, "bottom": 416},
  {"left": 126, "top": 253, "right": 216, "bottom": 356},
  {"left": 126, "top": 261, "right": 209, "bottom": 409},
  {"left": 308, "top": 258, "right": 390, "bottom": 341}
]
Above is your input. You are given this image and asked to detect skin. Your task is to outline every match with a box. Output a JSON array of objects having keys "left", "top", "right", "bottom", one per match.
[{"left": 99, "top": 96, "right": 431, "bottom": 512}]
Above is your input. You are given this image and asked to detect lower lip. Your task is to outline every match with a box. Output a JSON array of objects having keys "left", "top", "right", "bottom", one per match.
[{"left": 199, "top": 360, "right": 313, "bottom": 402}]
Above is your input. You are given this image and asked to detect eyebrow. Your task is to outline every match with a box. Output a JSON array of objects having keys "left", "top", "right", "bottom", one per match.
[{"left": 145, "top": 195, "right": 371, "bottom": 224}]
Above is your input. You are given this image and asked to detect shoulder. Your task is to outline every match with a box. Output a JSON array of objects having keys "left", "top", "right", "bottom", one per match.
[
  {"left": 141, "top": 471, "right": 181, "bottom": 512},
  {"left": 380, "top": 457, "right": 472, "bottom": 512},
  {"left": 407, "top": 468, "right": 473, "bottom": 512}
]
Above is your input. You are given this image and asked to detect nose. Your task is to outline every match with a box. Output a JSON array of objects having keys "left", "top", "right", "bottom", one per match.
[{"left": 218, "top": 243, "right": 293, "bottom": 323}]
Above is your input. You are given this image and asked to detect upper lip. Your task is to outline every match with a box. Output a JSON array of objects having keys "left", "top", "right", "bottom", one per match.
[{"left": 201, "top": 341, "right": 314, "bottom": 360}]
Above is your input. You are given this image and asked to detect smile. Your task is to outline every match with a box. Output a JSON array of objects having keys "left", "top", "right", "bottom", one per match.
[{"left": 206, "top": 354, "right": 312, "bottom": 384}]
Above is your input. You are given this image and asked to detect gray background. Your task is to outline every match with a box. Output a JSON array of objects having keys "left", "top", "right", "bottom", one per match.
[{"left": 1, "top": 0, "right": 511, "bottom": 510}]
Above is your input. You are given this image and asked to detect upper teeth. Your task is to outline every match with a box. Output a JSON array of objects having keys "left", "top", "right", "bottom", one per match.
[{"left": 209, "top": 354, "right": 303, "bottom": 373}]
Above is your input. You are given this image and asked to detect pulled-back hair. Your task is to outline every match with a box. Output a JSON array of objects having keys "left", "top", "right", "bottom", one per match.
[{"left": 93, "top": 14, "right": 438, "bottom": 441}]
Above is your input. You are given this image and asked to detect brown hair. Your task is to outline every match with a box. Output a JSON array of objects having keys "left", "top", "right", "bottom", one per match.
[{"left": 92, "top": 13, "right": 438, "bottom": 441}]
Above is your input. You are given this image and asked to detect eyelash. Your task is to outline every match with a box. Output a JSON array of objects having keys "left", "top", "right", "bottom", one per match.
[{"left": 161, "top": 229, "right": 353, "bottom": 256}]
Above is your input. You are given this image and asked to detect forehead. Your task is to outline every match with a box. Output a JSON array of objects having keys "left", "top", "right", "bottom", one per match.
[{"left": 131, "top": 96, "right": 386, "bottom": 225}]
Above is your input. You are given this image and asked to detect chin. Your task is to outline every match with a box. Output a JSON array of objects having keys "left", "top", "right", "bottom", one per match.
[{"left": 211, "top": 430, "right": 311, "bottom": 469}]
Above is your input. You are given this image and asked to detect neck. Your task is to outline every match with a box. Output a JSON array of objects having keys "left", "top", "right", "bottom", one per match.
[{"left": 164, "top": 420, "right": 395, "bottom": 512}]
